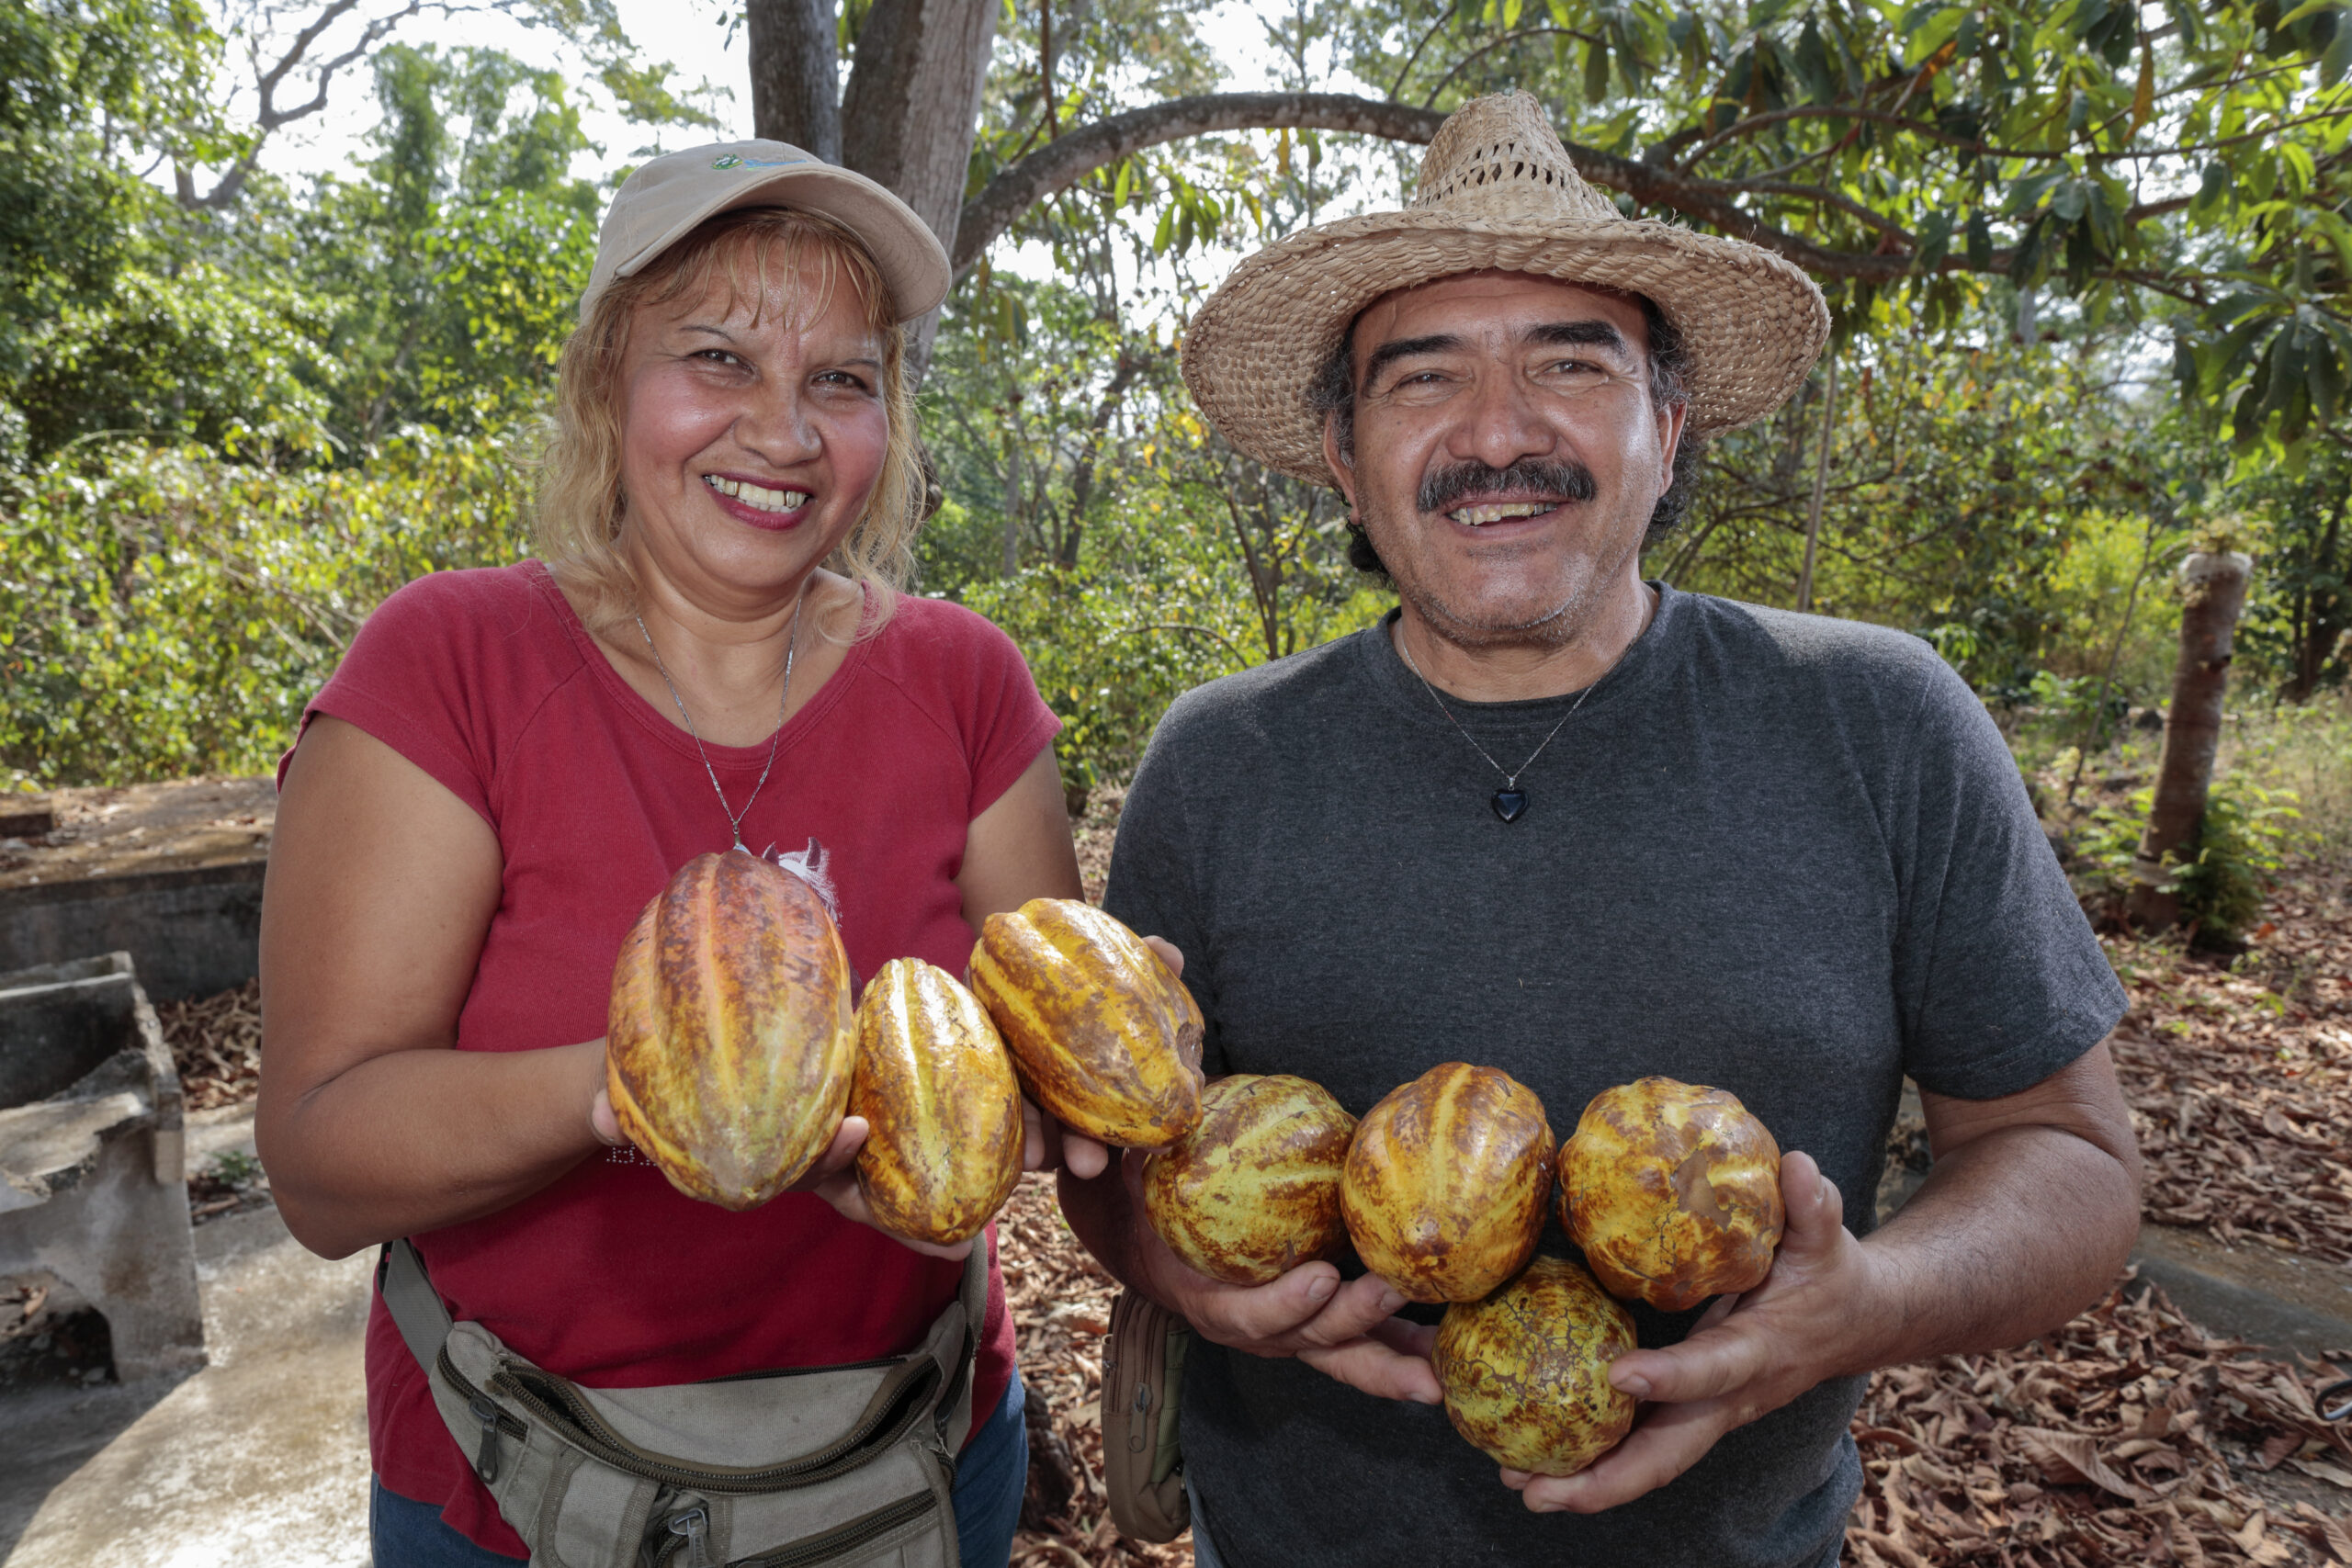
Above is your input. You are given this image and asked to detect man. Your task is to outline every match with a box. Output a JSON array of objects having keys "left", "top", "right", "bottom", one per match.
[{"left": 1058, "top": 92, "right": 2140, "bottom": 1567}]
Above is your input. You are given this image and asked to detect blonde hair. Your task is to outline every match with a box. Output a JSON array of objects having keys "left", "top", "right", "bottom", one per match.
[{"left": 537, "top": 207, "right": 925, "bottom": 638}]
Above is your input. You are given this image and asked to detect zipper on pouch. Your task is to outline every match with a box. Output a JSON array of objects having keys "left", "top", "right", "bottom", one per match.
[
  {"left": 663, "top": 1506, "right": 718, "bottom": 1568},
  {"left": 490, "top": 1360, "right": 942, "bottom": 1494},
  {"left": 737, "top": 1492, "right": 940, "bottom": 1568},
  {"left": 435, "top": 1346, "right": 528, "bottom": 1483}
]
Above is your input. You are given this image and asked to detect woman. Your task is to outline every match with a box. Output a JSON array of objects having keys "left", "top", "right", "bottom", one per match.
[{"left": 258, "top": 142, "right": 1082, "bottom": 1566}]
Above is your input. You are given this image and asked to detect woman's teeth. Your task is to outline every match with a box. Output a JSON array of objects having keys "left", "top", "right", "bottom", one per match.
[
  {"left": 1451, "top": 501, "right": 1548, "bottom": 525},
  {"left": 704, "top": 475, "right": 810, "bottom": 513}
]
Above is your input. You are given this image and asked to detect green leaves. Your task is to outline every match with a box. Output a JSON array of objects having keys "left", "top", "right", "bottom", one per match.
[{"left": 0, "top": 433, "right": 533, "bottom": 785}]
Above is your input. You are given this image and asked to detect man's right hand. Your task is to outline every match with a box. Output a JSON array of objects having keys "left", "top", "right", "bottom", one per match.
[{"left": 1117, "top": 1151, "right": 1442, "bottom": 1405}]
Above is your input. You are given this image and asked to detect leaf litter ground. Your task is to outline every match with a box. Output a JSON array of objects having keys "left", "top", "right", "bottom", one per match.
[{"left": 147, "top": 816, "right": 2348, "bottom": 1562}]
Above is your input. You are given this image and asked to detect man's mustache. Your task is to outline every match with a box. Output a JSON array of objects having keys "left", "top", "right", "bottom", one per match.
[{"left": 1417, "top": 459, "right": 1597, "bottom": 516}]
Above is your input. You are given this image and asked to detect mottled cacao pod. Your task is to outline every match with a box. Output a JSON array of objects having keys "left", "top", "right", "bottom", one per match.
[
  {"left": 1561, "top": 1076, "right": 1784, "bottom": 1312},
  {"left": 1433, "top": 1256, "right": 1637, "bottom": 1476},
  {"left": 849, "top": 958, "right": 1024, "bottom": 1246},
  {"left": 1142, "top": 1074, "right": 1356, "bottom": 1285},
  {"left": 968, "top": 897, "right": 1204, "bottom": 1149},
  {"left": 605, "top": 852, "right": 854, "bottom": 1211},
  {"left": 1340, "top": 1063, "right": 1555, "bottom": 1304}
]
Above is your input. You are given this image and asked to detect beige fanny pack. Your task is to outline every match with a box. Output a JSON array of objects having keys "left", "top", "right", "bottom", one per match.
[
  {"left": 1099, "top": 1290, "right": 1191, "bottom": 1544},
  {"left": 377, "top": 1235, "right": 987, "bottom": 1568}
]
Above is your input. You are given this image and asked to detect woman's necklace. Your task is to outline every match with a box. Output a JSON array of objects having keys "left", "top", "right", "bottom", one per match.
[
  {"left": 1396, "top": 630, "right": 1611, "bottom": 824},
  {"left": 633, "top": 588, "right": 806, "bottom": 852}
]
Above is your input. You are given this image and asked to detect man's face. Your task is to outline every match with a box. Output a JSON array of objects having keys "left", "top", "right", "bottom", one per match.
[{"left": 1323, "top": 272, "right": 1685, "bottom": 651}]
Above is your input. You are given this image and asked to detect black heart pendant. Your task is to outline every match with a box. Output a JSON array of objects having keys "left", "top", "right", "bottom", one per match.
[{"left": 1490, "top": 788, "right": 1529, "bottom": 823}]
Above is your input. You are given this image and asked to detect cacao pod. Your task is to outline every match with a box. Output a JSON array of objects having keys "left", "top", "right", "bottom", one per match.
[
  {"left": 1432, "top": 1255, "right": 1637, "bottom": 1476},
  {"left": 1142, "top": 1074, "right": 1355, "bottom": 1285},
  {"left": 848, "top": 958, "right": 1025, "bottom": 1246},
  {"left": 605, "top": 852, "right": 854, "bottom": 1210},
  {"left": 1561, "top": 1076, "right": 1784, "bottom": 1312},
  {"left": 968, "top": 897, "right": 1204, "bottom": 1149},
  {"left": 1340, "top": 1063, "right": 1554, "bottom": 1304}
]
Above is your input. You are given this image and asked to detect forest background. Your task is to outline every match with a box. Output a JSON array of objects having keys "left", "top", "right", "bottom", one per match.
[{"left": 4, "top": 0, "right": 2350, "bottom": 931}]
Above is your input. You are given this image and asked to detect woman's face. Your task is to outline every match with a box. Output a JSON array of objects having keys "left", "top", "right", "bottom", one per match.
[{"left": 614, "top": 254, "right": 890, "bottom": 611}]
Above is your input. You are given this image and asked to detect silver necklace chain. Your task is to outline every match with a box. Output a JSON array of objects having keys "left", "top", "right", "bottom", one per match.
[
  {"left": 634, "top": 589, "right": 805, "bottom": 852},
  {"left": 1396, "top": 629, "right": 1605, "bottom": 789}
]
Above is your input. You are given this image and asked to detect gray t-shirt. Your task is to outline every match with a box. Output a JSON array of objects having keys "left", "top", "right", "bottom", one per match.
[{"left": 1101, "top": 586, "right": 2124, "bottom": 1568}]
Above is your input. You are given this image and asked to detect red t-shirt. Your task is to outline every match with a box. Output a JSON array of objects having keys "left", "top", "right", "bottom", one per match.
[{"left": 289, "top": 561, "right": 1055, "bottom": 1555}]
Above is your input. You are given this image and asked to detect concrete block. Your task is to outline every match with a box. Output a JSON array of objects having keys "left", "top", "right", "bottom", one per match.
[
  {"left": 0, "top": 863, "right": 265, "bottom": 1003},
  {"left": 0, "top": 953, "right": 205, "bottom": 1381}
]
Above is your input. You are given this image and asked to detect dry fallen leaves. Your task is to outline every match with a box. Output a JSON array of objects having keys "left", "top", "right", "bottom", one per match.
[
  {"left": 157, "top": 978, "right": 263, "bottom": 1111},
  {"left": 2103, "top": 861, "right": 2352, "bottom": 1265}
]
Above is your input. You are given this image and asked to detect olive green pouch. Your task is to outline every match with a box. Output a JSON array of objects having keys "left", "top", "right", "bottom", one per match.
[
  {"left": 1099, "top": 1289, "right": 1191, "bottom": 1543},
  {"left": 377, "top": 1235, "right": 986, "bottom": 1568}
]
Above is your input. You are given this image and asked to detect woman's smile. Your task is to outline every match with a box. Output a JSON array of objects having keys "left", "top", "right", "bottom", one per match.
[{"left": 700, "top": 471, "right": 816, "bottom": 531}]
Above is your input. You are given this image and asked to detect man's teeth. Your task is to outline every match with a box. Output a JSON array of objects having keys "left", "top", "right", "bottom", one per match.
[
  {"left": 703, "top": 475, "right": 810, "bottom": 513},
  {"left": 1450, "top": 501, "right": 1549, "bottom": 525}
]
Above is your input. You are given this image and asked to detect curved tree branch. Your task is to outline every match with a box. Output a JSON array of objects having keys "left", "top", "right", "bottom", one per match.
[
  {"left": 954, "top": 92, "right": 1447, "bottom": 273},
  {"left": 952, "top": 89, "right": 2222, "bottom": 293}
]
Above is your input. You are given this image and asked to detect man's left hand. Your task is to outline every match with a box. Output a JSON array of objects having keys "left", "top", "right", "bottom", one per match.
[{"left": 1502, "top": 1150, "right": 1881, "bottom": 1514}]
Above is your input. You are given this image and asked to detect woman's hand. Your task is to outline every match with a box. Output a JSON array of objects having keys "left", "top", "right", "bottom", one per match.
[{"left": 592, "top": 1090, "right": 977, "bottom": 1261}]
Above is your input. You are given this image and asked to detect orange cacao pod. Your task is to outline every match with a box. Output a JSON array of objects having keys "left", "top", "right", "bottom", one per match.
[
  {"left": 1432, "top": 1256, "right": 1637, "bottom": 1476},
  {"left": 605, "top": 852, "right": 854, "bottom": 1211},
  {"left": 1561, "top": 1076, "right": 1784, "bottom": 1312},
  {"left": 849, "top": 958, "right": 1024, "bottom": 1246},
  {"left": 1340, "top": 1063, "right": 1555, "bottom": 1303},
  {"left": 1142, "top": 1074, "right": 1355, "bottom": 1285},
  {"left": 967, "top": 897, "right": 1204, "bottom": 1149}
]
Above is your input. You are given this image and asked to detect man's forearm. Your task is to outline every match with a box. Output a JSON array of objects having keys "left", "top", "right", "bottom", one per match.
[
  {"left": 1847, "top": 1121, "right": 2139, "bottom": 1375},
  {"left": 1059, "top": 1161, "right": 1169, "bottom": 1307}
]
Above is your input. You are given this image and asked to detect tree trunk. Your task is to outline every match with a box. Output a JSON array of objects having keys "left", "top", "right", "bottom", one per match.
[
  {"left": 2127, "top": 550, "right": 2253, "bottom": 931},
  {"left": 839, "top": 0, "right": 999, "bottom": 375},
  {"left": 745, "top": 0, "right": 842, "bottom": 163}
]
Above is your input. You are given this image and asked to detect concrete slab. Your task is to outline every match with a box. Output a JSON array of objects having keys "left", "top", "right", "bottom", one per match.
[
  {"left": 0, "top": 778, "right": 274, "bottom": 1003},
  {"left": 0, "top": 1196, "right": 372, "bottom": 1568}
]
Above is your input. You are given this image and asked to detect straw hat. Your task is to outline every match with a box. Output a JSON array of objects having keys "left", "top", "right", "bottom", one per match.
[{"left": 1182, "top": 92, "right": 1828, "bottom": 483}]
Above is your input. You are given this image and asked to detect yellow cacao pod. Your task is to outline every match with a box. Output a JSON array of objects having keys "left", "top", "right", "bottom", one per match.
[
  {"left": 1142, "top": 1074, "right": 1355, "bottom": 1285},
  {"left": 1340, "top": 1063, "right": 1554, "bottom": 1304},
  {"left": 605, "top": 852, "right": 854, "bottom": 1211},
  {"left": 968, "top": 897, "right": 1204, "bottom": 1149},
  {"left": 1432, "top": 1256, "right": 1637, "bottom": 1476},
  {"left": 849, "top": 958, "right": 1024, "bottom": 1246},
  {"left": 1561, "top": 1076, "right": 1784, "bottom": 1312}
]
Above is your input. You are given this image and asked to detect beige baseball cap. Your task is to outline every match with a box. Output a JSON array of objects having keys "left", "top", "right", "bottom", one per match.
[{"left": 580, "top": 140, "right": 951, "bottom": 323}]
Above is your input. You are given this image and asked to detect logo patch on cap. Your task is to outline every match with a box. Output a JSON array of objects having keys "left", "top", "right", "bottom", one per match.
[{"left": 711, "top": 152, "right": 809, "bottom": 173}]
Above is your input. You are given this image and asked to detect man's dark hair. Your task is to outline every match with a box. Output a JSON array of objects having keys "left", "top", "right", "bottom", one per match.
[{"left": 1307, "top": 293, "right": 1705, "bottom": 578}]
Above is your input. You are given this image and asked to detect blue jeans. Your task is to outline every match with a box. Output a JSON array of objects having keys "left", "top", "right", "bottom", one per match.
[{"left": 371, "top": 1375, "right": 1028, "bottom": 1567}]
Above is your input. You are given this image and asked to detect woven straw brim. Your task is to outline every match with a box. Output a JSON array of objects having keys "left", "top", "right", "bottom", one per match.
[{"left": 1182, "top": 210, "right": 1829, "bottom": 485}]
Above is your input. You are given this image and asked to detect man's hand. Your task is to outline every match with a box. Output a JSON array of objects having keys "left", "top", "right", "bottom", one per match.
[
  {"left": 1014, "top": 933, "right": 1190, "bottom": 1183},
  {"left": 1118, "top": 1148, "right": 1442, "bottom": 1404},
  {"left": 1503, "top": 1150, "right": 1877, "bottom": 1513}
]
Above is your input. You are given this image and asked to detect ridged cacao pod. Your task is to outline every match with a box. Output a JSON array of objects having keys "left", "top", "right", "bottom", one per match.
[
  {"left": 605, "top": 852, "right": 855, "bottom": 1211},
  {"left": 968, "top": 897, "right": 1204, "bottom": 1149},
  {"left": 1142, "top": 1075, "right": 1356, "bottom": 1285},
  {"left": 849, "top": 958, "right": 1024, "bottom": 1246},
  {"left": 1433, "top": 1256, "right": 1637, "bottom": 1476},
  {"left": 1562, "top": 1077, "right": 1784, "bottom": 1312},
  {"left": 1340, "top": 1063, "right": 1555, "bottom": 1304}
]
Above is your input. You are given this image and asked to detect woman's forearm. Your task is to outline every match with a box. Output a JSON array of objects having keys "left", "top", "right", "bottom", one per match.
[{"left": 260, "top": 1038, "right": 608, "bottom": 1258}]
